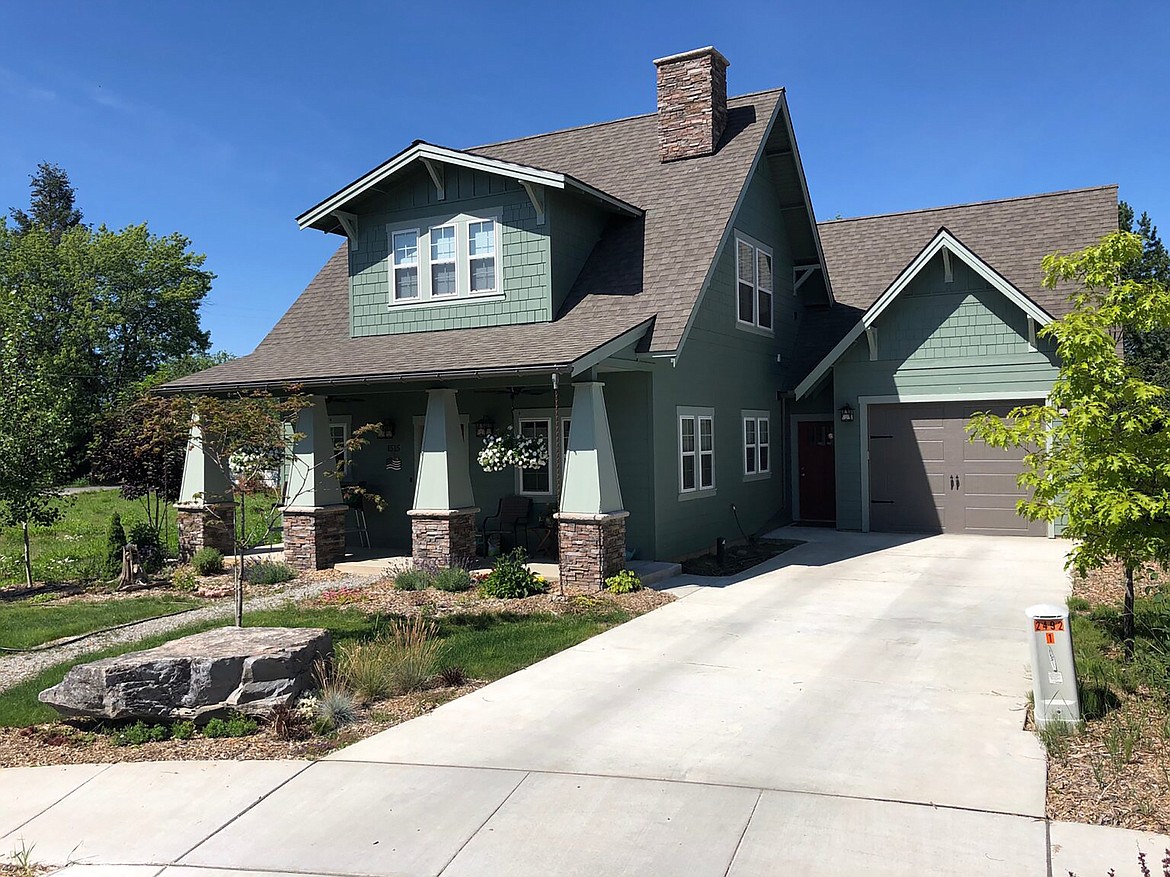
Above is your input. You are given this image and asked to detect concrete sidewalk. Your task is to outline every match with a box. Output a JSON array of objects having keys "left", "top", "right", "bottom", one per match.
[{"left": 3, "top": 529, "right": 1167, "bottom": 875}]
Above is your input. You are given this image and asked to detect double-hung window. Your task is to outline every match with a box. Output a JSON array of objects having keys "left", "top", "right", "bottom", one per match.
[
  {"left": 328, "top": 417, "right": 351, "bottom": 477},
  {"left": 742, "top": 411, "right": 770, "bottom": 479},
  {"left": 387, "top": 213, "right": 500, "bottom": 306},
  {"left": 679, "top": 408, "right": 715, "bottom": 495},
  {"left": 736, "top": 234, "right": 773, "bottom": 331},
  {"left": 516, "top": 416, "right": 571, "bottom": 496}
]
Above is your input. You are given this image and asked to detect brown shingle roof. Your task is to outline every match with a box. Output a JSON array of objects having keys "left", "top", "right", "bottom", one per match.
[
  {"left": 165, "top": 90, "right": 784, "bottom": 392},
  {"left": 786, "top": 186, "right": 1119, "bottom": 390}
]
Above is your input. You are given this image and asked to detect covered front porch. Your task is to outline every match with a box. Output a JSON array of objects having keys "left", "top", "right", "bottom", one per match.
[{"left": 178, "top": 369, "right": 651, "bottom": 589}]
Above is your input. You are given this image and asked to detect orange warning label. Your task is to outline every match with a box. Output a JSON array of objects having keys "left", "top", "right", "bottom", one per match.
[
  {"left": 1045, "top": 632, "right": 1056, "bottom": 645},
  {"left": 1034, "top": 619, "right": 1065, "bottom": 633}
]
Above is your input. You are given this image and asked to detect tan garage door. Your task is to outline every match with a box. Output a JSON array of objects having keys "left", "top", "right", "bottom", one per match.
[{"left": 868, "top": 401, "right": 1046, "bottom": 536}]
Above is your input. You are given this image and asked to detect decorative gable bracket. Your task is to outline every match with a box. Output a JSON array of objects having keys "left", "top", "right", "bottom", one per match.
[
  {"left": 420, "top": 158, "right": 445, "bottom": 201},
  {"left": 520, "top": 181, "right": 546, "bottom": 226},
  {"left": 333, "top": 211, "right": 360, "bottom": 251},
  {"left": 793, "top": 264, "right": 822, "bottom": 291}
]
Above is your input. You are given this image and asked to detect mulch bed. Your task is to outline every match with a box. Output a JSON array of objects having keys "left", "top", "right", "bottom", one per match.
[
  {"left": 680, "top": 538, "right": 803, "bottom": 577},
  {"left": 0, "top": 682, "right": 480, "bottom": 770},
  {"left": 1047, "top": 560, "right": 1170, "bottom": 833}
]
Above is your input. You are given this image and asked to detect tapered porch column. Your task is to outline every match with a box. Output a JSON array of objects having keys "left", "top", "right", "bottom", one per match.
[
  {"left": 282, "top": 396, "right": 346, "bottom": 571},
  {"left": 555, "top": 380, "right": 628, "bottom": 589},
  {"left": 409, "top": 389, "right": 478, "bottom": 566},
  {"left": 176, "top": 420, "right": 235, "bottom": 559}
]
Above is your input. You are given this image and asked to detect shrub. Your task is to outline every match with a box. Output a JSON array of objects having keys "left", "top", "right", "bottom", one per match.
[
  {"left": 437, "top": 665, "right": 467, "bottom": 687},
  {"left": 104, "top": 513, "right": 127, "bottom": 579},
  {"left": 244, "top": 560, "right": 297, "bottom": 585},
  {"left": 269, "top": 704, "right": 310, "bottom": 741},
  {"left": 605, "top": 569, "right": 643, "bottom": 594},
  {"left": 394, "top": 567, "right": 434, "bottom": 591},
  {"left": 204, "top": 713, "right": 258, "bottom": 738},
  {"left": 112, "top": 720, "right": 169, "bottom": 746},
  {"left": 314, "top": 682, "right": 358, "bottom": 733},
  {"left": 128, "top": 522, "right": 164, "bottom": 574},
  {"left": 335, "top": 617, "right": 443, "bottom": 700},
  {"left": 191, "top": 547, "right": 225, "bottom": 576},
  {"left": 478, "top": 548, "right": 548, "bottom": 599},
  {"left": 434, "top": 566, "right": 473, "bottom": 593},
  {"left": 171, "top": 720, "right": 197, "bottom": 740},
  {"left": 172, "top": 566, "right": 198, "bottom": 592}
]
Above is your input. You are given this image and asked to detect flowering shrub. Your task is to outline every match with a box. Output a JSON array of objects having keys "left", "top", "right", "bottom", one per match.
[
  {"left": 317, "top": 585, "right": 366, "bottom": 605},
  {"left": 477, "top": 427, "right": 549, "bottom": 472}
]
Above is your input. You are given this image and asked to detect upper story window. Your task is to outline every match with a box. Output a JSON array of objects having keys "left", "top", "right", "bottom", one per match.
[
  {"left": 736, "top": 234, "right": 773, "bottom": 332},
  {"left": 387, "top": 213, "right": 501, "bottom": 306}
]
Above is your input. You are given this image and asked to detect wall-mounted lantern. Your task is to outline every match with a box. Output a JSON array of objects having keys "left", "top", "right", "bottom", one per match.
[
  {"left": 839, "top": 404, "right": 855, "bottom": 423},
  {"left": 474, "top": 416, "right": 496, "bottom": 438}
]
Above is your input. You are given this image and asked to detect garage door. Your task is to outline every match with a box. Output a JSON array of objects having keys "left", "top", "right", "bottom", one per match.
[{"left": 867, "top": 401, "right": 1046, "bottom": 536}]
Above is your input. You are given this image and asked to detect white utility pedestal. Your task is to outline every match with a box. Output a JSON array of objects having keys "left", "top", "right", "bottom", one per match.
[{"left": 1026, "top": 603, "right": 1081, "bottom": 727}]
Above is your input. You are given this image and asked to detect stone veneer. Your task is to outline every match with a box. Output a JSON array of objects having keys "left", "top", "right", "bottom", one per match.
[
  {"left": 282, "top": 505, "right": 347, "bottom": 571},
  {"left": 409, "top": 508, "right": 479, "bottom": 567},
  {"left": 176, "top": 503, "right": 235, "bottom": 559},
  {"left": 654, "top": 47, "right": 729, "bottom": 162},
  {"left": 556, "top": 511, "right": 628, "bottom": 590}
]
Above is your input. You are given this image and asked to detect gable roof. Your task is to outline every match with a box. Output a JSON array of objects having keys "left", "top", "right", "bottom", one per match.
[
  {"left": 165, "top": 89, "right": 795, "bottom": 392},
  {"left": 785, "top": 185, "right": 1119, "bottom": 392},
  {"left": 793, "top": 228, "right": 1056, "bottom": 399}
]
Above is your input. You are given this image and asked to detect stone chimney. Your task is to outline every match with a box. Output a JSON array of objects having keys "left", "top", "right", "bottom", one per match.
[{"left": 654, "top": 46, "right": 730, "bottom": 162}]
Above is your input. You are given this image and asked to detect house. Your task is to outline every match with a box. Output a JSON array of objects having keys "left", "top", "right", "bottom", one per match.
[{"left": 165, "top": 47, "right": 1117, "bottom": 585}]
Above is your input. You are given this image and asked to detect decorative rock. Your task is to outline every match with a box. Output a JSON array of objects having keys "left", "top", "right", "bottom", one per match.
[{"left": 38, "top": 627, "right": 331, "bottom": 722}]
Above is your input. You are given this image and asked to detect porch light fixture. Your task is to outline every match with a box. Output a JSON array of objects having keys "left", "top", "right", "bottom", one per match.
[
  {"left": 839, "top": 404, "right": 855, "bottom": 423},
  {"left": 474, "top": 416, "right": 495, "bottom": 438}
]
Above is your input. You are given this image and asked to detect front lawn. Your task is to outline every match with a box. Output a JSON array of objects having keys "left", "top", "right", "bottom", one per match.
[
  {"left": 0, "top": 489, "right": 282, "bottom": 586},
  {"left": 1041, "top": 562, "right": 1170, "bottom": 833},
  {"left": 0, "top": 594, "right": 203, "bottom": 650}
]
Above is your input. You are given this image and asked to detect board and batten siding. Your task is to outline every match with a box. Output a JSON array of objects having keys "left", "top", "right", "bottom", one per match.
[
  {"left": 347, "top": 165, "right": 552, "bottom": 337},
  {"left": 649, "top": 157, "right": 795, "bottom": 560},
  {"left": 830, "top": 252, "right": 1059, "bottom": 530}
]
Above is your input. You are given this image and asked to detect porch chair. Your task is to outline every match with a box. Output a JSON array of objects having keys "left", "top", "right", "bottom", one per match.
[{"left": 482, "top": 495, "right": 532, "bottom": 554}]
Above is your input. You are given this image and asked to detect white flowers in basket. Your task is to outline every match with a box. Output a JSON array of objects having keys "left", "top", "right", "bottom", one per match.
[{"left": 477, "top": 427, "right": 549, "bottom": 473}]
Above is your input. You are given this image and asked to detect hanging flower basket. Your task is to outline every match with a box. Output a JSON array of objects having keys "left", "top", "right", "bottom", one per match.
[{"left": 478, "top": 427, "right": 549, "bottom": 473}]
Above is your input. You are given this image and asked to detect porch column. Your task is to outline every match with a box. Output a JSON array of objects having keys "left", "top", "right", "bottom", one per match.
[
  {"left": 555, "top": 380, "right": 628, "bottom": 589},
  {"left": 176, "top": 420, "right": 235, "bottom": 559},
  {"left": 409, "top": 389, "right": 478, "bottom": 566},
  {"left": 282, "top": 396, "right": 346, "bottom": 571}
]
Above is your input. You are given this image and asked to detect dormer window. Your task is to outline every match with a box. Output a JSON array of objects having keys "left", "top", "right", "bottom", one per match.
[{"left": 387, "top": 212, "right": 502, "bottom": 307}]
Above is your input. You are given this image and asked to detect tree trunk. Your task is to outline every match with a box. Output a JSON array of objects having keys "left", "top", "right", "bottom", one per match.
[
  {"left": 22, "top": 521, "right": 32, "bottom": 589},
  {"left": 235, "top": 496, "right": 245, "bottom": 627},
  {"left": 1123, "top": 563, "right": 1136, "bottom": 661}
]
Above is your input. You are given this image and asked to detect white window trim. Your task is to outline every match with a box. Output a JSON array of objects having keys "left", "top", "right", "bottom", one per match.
[
  {"left": 512, "top": 412, "right": 572, "bottom": 498},
  {"left": 734, "top": 231, "right": 774, "bottom": 335},
  {"left": 428, "top": 223, "right": 458, "bottom": 299},
  {"left": 387, "top": 209, "right": 502, "bottom": 308},
  {"left": 328, "top": 416, "right": 352, "bottom": 477},
  {"left": 468, "top": 219, "right": 499, "bottom": 294},
  {"left": 742, "top": 410, "right": 771, "bottom": 482},
  {"left": 678, "top": 406, "right": 716, "bottom": 500},
  {"left": 391, "top": 228, "right": 420, "bottom": 303}
]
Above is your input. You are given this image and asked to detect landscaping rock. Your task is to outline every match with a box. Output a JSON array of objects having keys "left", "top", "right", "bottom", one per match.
[{"left": 38, "top": 627, "right": 331, "bottom": 722}]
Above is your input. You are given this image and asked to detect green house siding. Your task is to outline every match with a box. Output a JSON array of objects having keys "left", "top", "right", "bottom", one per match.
[
  {"left": 348, "top": 166, "right": 552, "bottom": 336},
  {"left": 549, "top": 191, "right": 610, "bottom": 316},
  {"left": 648, "top": 158, "right": 795, "bottom": 560},
  {"left": 829, "top": 253, "right": 1059, "bottom": 531}
]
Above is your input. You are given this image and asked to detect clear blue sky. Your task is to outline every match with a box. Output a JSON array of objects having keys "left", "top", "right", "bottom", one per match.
[{"left": 2, "top": 1, "right": 1166, "bottom": 356}]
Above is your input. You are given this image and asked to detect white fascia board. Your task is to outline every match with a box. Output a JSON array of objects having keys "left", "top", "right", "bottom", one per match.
[
  {"left": 570, "top": 320, "right": 654, "bottom": 376},
  {"left": 793, "top": 228, "right": 1055, "bottom": 400},
  {"left": 297, "top": 143, "right": 568, "bottom": 231},
  {"left": 563, "top": 175, "right": 643, "bottom": 217}
]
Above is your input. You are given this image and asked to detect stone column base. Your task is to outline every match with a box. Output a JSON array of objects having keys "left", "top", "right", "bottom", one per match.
[
  {"left": 176, "top": 503, "right": 235, "bottom": 560},
  {"left": 555, "top": 511, "right": 628, "bottom": 590},
  {"left": 282, "top": 505, "right": 347, "bottom": 571},
  {"left": 409, "top": 508, "right": 479, "bottom": 567}
]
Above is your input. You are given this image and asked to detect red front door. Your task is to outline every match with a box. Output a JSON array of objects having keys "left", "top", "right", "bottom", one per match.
[{"left": 798, "top": 420, "right": 836, "bottom": 522}]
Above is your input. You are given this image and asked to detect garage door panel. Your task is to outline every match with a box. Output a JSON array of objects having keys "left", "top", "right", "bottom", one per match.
[{"left": 868, "top": 400, "right": 1043, "bottom": 537}]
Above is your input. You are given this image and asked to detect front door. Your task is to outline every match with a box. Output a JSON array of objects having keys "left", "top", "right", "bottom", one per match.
[{"left": 798, "top": 420, "right": 836, "bottom": 522}]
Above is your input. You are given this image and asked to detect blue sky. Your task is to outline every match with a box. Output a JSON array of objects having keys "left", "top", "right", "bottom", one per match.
[{"left": 2, "top": 1, "right": 1166, "bottom": 356}]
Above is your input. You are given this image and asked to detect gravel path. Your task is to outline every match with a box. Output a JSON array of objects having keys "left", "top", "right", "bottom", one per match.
[{"left": 0, "top": 573, "right": 377, "bottom": 693}]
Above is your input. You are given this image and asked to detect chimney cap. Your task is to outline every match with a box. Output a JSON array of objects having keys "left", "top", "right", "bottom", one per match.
[{"left": 653, "top": 46, "right": 730, "bottom": 68}]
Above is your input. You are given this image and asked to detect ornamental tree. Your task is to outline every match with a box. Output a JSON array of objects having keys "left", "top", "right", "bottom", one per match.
[{"left": 968, "top": 231, "right": 1170, "bottom": 656}]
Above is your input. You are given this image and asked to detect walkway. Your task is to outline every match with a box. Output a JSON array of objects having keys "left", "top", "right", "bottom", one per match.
[{"left": 2, "top": 529, "right": 1167, "bottom": 875}]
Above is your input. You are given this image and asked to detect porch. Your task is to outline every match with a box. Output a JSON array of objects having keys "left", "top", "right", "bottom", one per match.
[{"left": 178, "top": 371, "right": 651, "bottom": 589}]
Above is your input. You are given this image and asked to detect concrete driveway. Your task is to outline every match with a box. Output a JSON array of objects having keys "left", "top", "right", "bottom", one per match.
[{"left": 6, "top": 528, "right": 1167, "bottom": 875}]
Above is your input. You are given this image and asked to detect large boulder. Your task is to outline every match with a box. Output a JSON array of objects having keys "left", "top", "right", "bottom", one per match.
[{"left": 39, "top": 627, "right": 331, "bottom": 722}]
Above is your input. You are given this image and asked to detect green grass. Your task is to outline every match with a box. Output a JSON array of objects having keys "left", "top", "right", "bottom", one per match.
[
  {"left": 0, "top": 595, "right": 203, "bottom": 650},
  {"left": 0, "top": 605, "right": 631, "bottom": 727},
  {"left": 0, "top": 489, "right": 282, "bottom": 587}
]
